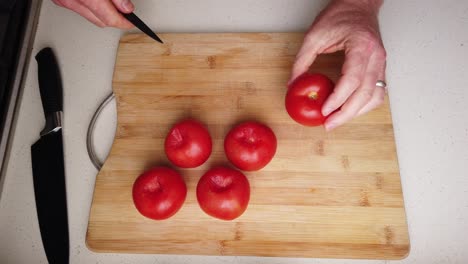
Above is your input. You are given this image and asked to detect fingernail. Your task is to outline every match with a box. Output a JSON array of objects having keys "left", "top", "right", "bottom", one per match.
[
  {"left": 122, "top": 0, "right": 134, "bottom": 12},
  {"left": 325, "top": 122, "right": 337, "bottom": 131}
]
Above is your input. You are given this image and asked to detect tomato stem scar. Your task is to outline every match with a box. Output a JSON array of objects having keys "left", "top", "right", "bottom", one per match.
[{"left": 308, "top": 91, "right": 318, "bottom": 100}]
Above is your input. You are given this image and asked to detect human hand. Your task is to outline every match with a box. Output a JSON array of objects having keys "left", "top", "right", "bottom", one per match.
[
  {"left": 289, "top": 0, "right": 387, "bottom": 131},
  {"left": 52, "top": 0, "right": 135, "bottom": 29}
]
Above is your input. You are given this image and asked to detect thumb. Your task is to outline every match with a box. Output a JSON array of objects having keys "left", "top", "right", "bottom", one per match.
[
  {"left": 288, "top": 38, "right": 319, "bottom": 85},
  {"left": 111, "top": 0, "right": 135, "bottom": 13}
]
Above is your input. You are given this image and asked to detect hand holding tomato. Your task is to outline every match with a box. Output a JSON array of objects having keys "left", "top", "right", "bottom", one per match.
[{"left": 289, "top": 0, "right": 387, "bottom": 131}]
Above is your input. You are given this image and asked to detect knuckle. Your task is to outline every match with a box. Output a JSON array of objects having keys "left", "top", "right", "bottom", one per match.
[
  {"left": 302, "top": 32, "right": 321, "bottom": 51},
  {"left": 103, "top": 15, "right": 120, "bottom": 27},
  {"left": 356, "top": 31, "right": 381, "bottom": 53},
  {"left": 52, "top": 0, "right": 63, "bottom": 7},
  {"left": 376, "top": 94, "right": 385, "bottom": 105},
  {"left": 346, "top": 76, "right": 361, "bottom": 90},
  {"left": 304, "top": 31, "right": 317, "bottom": 43},
  {"left": 358, "top": 31, "right": 375, "bottom": 43},
  {"left": 79, "top": 0, "right": 92, "bottom": 5},
  {"left": 56, "top": 0, "right": 72, "bottom": 8},
  {"left": 361, "top": 89, "right": 374, "bottom": 102},
  {"left": 375, "top": 46, "right": 387, "bottom": 60}
]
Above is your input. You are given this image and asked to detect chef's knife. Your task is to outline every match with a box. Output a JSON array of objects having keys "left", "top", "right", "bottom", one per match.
[
  {"left": 31, "top": 47, "right": 69, "bottom": 264},
  {"left": 120, "top": 11, "right": 164, "bottom": 44}
]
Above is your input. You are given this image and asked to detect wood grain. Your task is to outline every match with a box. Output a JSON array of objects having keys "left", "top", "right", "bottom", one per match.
[{"left": 86, "top": 33, "right": 410, "bottom": 259}]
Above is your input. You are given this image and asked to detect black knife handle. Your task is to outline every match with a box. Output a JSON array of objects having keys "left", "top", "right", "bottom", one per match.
[{"left": 35, "top": 47, "right": 63, "bottom": 115}]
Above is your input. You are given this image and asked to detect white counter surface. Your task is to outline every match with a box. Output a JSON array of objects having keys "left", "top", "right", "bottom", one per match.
[{"left": 1, "top": 0, "right": 468, "bottom": 263}]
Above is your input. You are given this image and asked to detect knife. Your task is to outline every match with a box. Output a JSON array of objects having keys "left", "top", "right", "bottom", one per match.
[
  {"left": 31, "top": 47, "right": 69, "bottom": 264},
  {"left": 120, "top": 11, "right": 164, "bottom": 44}
]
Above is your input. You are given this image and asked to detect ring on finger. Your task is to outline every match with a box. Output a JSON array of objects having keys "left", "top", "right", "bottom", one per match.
[{"left": 376, "top": 80, "right": 387, "bottom": 88}]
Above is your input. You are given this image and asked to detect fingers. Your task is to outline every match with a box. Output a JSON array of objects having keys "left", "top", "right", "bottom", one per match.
[
  {"left": 356, "top": 82, "right": 386, "bottom": 116},
  {"left": 111, "top": 0, "right": 134, "bottom": 13},
  {"left": 357, "top": 61, "right": 387, "bottom": 116},
  {"left": 52, "top": 0, "right": 64, "bottom": 7},
  {"left": 288, "top": 34, "right": 320, "bottom": 85},
  {"left": 81, "top": 0, "right": 134, "bottom": 29},
  {"left": 54, "top": 0, "right": 134, "bottom": 29},
  {"left": 53, "top": 0, "right": 105, "bottom": 27},
  {"left": 321, "top": 42, "right": 371, "bottom": 116},
  {"left": 324, "top": 45, "right": 386, "bottom": 131}
]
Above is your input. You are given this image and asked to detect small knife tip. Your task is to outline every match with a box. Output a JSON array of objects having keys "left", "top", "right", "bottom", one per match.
[{"left": 150, "top": 33, "right": 164, "bottom": 44}]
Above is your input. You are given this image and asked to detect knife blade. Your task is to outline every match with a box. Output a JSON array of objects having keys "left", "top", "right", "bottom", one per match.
[
  {"left": 120, "top": 11, "right": 164, "bottom": 44},
  {"left": 31, "top": 47, "right": 69, "bottom": 264}
]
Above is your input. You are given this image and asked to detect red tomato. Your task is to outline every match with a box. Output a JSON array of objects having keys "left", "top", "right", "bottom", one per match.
[
  {"left": 132, "top": 167, "right": 187, "bottom": 220},
  {"left": 224, "top": 121, "right": 277, "bottom": 171},
  {"left": 165, "top": 119, "right": 212, "bottom": 168},
  {"left": 285, "top": 73, "right": 334, "bottom": 126},
  {"left": 196, "top": 166, "right": 250, "bottom": 220}
]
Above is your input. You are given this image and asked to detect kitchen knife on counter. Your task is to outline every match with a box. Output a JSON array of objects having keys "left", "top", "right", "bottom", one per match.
[
  {"left": 31, "top": 47, "right": 69, "bottom": 264},
  {"left": 120, "top": 11, "right": 164, "bottom": 43}
]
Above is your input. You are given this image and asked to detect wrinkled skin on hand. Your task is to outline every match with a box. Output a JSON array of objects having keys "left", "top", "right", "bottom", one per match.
[
  {"left": 290, "top": 0, "right": 387, "bottom": 131},
  {"left": 52, "top": 0, "right": 135, "bottom": 29}
]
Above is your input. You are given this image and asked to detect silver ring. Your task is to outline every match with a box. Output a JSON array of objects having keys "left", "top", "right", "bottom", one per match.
[{"left": 376, "top": 80, "right": 387, "bottom": 88}]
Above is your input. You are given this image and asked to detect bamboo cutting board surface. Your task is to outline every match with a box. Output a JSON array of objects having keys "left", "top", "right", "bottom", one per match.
[{"left": 86, "top": 33, "right": 410, "bottom": 259}]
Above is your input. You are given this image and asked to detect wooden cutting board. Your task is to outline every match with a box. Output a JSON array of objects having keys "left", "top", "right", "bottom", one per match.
[{"left": 86, "top": 33, "right": 410, "bottom": 259}]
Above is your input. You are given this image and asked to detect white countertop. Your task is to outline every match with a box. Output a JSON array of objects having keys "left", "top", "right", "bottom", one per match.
[{"left": 1, "top": 0, "right": 468, "bottom": 263}]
